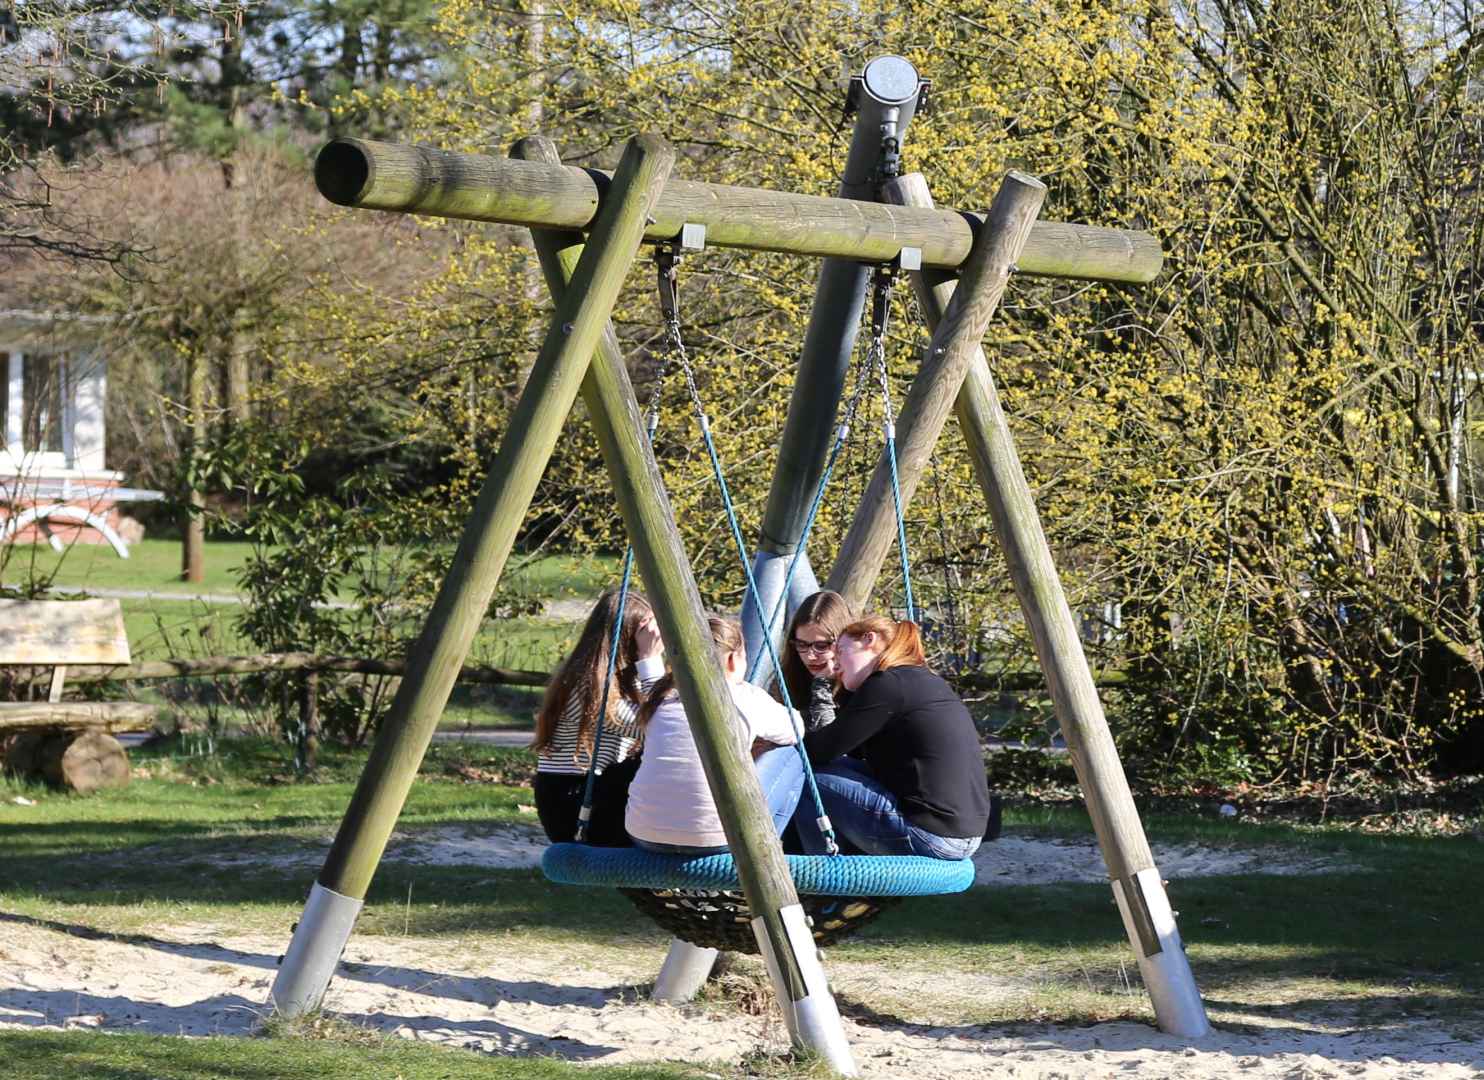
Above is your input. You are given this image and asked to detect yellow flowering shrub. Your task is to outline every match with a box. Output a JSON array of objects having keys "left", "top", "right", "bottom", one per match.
[{"left": 258, "top": 0, "right": 1482, "bottom": 780}]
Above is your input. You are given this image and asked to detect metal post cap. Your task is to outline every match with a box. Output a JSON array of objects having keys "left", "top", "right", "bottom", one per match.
[{"left": 861, "top": 56, "right": 920, "bottom": 105}]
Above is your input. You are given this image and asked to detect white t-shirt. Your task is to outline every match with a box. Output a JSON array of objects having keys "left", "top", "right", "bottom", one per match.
[{"left": 625, "top": 680, "right": 799, "bottom": 849}]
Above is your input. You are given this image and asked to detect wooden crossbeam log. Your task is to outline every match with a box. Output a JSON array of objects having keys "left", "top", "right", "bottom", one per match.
[
  {"left": 0, "top": 702, "right": 158, "bottom": 732},
  {"left": 314, "top": 138, "right": 1162, "bottom": 284}
]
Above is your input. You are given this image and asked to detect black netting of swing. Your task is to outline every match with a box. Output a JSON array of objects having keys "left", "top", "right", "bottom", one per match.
[{"left": 618, "top": 888, "right": 900, "bottom": 953}]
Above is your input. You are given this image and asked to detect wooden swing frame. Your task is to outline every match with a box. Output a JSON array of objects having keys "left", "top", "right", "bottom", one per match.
[{"left": 271, "top": 76, "right": 1210, "bottom": 1071}]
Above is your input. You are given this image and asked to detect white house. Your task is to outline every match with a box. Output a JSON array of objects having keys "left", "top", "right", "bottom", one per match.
[{"left": 1, "top": 312, "right": 161, "bottom": 557}]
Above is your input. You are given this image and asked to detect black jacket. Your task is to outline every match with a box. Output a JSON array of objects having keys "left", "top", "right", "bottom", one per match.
[{"left": 803, "top": 664, "right": 989, "bottom": 839}]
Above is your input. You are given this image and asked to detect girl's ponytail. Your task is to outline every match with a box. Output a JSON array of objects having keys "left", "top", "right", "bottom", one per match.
[
  {"left": 840, "top": 615, "right": 927, "bottom": 672},
  {"left": 638, "top": 615, "right": 743, "bottom": 727}
]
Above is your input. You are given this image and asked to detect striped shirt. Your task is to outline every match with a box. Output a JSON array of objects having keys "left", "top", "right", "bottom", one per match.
[{"left": 537, "top": 655, "right": 666, "bottom": 776}]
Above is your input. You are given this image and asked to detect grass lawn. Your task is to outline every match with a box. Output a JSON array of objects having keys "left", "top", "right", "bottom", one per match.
[
  {"left": 2, "top": 538, "right": 619, "bottom": 605},
  {"left": 3, "top": 741, "right": 1482, "bottom": 1036},
  {"left": 0, "top": 1030, "right": 713, "bottom": 1080},
  {"left": 2, "top": 538, "right": 257, "bottom": 596}
]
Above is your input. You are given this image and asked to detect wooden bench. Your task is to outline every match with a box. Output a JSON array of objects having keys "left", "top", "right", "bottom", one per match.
[{"left": 1, "top": 598, "right": 159, "bottom": 792}]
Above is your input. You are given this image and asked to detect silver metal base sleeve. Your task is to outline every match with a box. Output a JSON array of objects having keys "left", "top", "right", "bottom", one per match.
[
  {"left": 753, "top": 905, "right": 857, "bottom": 1076},
  {"left": 785, "top": 553, "right": 820, "bottom": 613},
  {"left": 270, "top": 881, "right": 364, "bottom": 1017},
  {"left": 1111, "top": 867, "right": 1212, "bottom": 1038},
  {"left": 742, "top": 552, "right": 794, "bottom": 687},
  {"left": 652, "top": 938, "right": 718, "bottom": 1004}
]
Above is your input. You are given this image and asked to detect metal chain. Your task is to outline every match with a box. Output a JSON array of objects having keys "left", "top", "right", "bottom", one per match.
[
  {"left": 656, "top": 246, "right": 706, "bottom": 426},
  {"left": 868, "top": 262, "right": 917, "bottom": 622},
  {"left": 869, "top": 263, "right": 897, "bottom": 424}
]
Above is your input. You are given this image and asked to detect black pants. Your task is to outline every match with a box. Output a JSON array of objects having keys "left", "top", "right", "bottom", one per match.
[{"left": 534, "top": 756, "right": 640, "bottom": 847}]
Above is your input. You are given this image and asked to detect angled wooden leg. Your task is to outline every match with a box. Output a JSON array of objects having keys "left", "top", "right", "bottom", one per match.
[
  {"left": 515, "top": 135, "right": 858, "bottom": 1076},
  {"left": 825, "top": 171, "right": 1047, "bottom": 613},
  {"left": 271, "top": 134, "right": 676, "bottom": 1020},
  {"left": 886, "top": 174, "right": 1210, "bottom": 1040}
]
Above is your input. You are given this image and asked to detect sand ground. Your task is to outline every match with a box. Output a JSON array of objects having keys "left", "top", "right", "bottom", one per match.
[{"left": 2, "top": 827, "right": 1480, "bottom": 1079}]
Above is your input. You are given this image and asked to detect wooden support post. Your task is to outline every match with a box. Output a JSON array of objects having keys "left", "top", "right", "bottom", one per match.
[
  {"left": 884, "top": 175, "right": 1211, "bottom": 1039},
  {"left": 181, "top": 352, "right": 207, "bottom": 584},
  {"left": 826, "top": 172, "right": 1047, "bottom": 613},
  {"left": 315, "top": 138, "right": 1162, "bottom": 283},
  {"left": 514, "top": 135, "right": 857, "bottom": 1075},
  {"left": 270, "top": 133, "right": 676, "bottom": 1021}
]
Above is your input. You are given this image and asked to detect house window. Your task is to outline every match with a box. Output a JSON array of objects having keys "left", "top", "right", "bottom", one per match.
[{"left": 22, "top": 354, "right": 65, "bottom": 454}]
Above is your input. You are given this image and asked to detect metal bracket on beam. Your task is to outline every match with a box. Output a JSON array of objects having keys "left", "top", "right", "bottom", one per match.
[
  {"left": 678, "top": 222, "right": 706, "bottom": 252},
  {"left": 897, "top": 246, "right": 923, "bottom": 272}
]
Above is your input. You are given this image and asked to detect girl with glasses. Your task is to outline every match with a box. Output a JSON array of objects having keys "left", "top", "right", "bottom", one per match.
[
  {"left": 793, "top": 616, "right": 990, "bottom": 861},
  {"left": 778, "top": 590, "right": 855, "bottom": 732}
]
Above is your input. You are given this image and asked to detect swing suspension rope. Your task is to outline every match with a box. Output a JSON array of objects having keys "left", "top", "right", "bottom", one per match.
[
  {"left": 654, "top": 244, "right": 841, "bottom": 856},
  {"left": 575, "top": 384, "right": 664, "bottom": 843},
  {"left": 576, "top": 248, "right": 918, "bottom": 851},
  {"left": 870, "top": 264, "right": 917, "bottom": 624}
]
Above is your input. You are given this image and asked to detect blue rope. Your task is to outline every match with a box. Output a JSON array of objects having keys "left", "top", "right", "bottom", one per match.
[
  {"left": 746, "top": 357, "right": 871, "bottom": 683},
  {"left": 575, "top": 407, "right": 661, "bottom": 842},
  {"left": 870, "top": 268, "right": 916, "bottom": 623},
  {"left": 661, "top": 246, "right": 837, "bottom": 852},
  {"left": 688, "top": 407, "right": 838, "bottom": 854}
]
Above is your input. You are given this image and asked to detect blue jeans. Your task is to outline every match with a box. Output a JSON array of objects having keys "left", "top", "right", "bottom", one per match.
[
  {"left": 794, "top": 756, "right": 982, "bottom": 861},
  {"left": 634, "top": 745, "right": 805, "bottom": 856}
]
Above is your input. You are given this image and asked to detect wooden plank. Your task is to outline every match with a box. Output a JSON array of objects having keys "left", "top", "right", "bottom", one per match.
[
  {"left": 66, "top": 652, "right": 549, "bottom": 686},
  {"left": 314, "top": 137, "right": 1163, "bottom": 284},
  {"left": 0, "top": 701, "right": 159, "bottom": 731},
  {"left": 0, "top": 599, "right": 132, "bottom": 665},
  {"left": 47, "top": 665, "right": 67, "bottom": 703}
]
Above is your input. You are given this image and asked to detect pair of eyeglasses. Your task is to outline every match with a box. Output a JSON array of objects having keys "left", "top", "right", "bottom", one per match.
[{"left": 790, "top": 637, "right": 835, "bottom": 656}]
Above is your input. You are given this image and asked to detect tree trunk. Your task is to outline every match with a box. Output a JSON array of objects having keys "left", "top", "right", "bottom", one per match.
[
  {"left": 33, "top": 731, "right": 131, "bottom": 793},
  {"left": 297, "top": 670, "right": 319, "bottom": 772},
  {"left": 182, "top": 349, "right": 207, "bottom": 583}
]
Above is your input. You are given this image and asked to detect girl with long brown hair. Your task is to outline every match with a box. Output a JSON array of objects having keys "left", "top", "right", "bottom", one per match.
[
  {"left": 794, "top": 616, "right": 989, "bottom": 861},
  {"left": 532, "top": 590, "right": 665, "bottom": 846}
]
